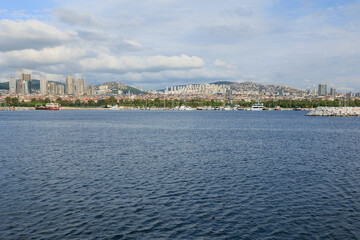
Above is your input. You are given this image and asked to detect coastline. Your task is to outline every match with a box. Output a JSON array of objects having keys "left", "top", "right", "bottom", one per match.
[{"left": 1, "top": 106, "right": 312, "bottom": 111}]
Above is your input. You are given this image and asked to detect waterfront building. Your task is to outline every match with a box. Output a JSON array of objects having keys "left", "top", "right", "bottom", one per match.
[
  {"left": 18, "top": 73, "right": 32, "bottom": 95},
  {"left": 56, "top": 85, "right": 65, "bottom": 96},
  {"left": 330, "top": 87, "right": 336, "bottom": 98},
  {"left": 20, "top": 74, "right": 31, "bottom": 94},
  {"left": 76, "top": 79, "right": 85, "bottom": 96},
  {"left": 318, "top": 83, "right": 327, "bottom": 96},
  {"left": 49, "top": 82, "right": 56, "bottom": 95},
  {"left": 9, "top": 77, "right": 16, "bottom": 94},
  {"left": 40, "top": 77, "right": 48, "bottom": 96},
  {"left": 15, "top": 80, "right": 31, "bottom": 95},
  {"left": 66, "top": 76, "right": 75, "bottom": 95},
  {"left": 313, "top": 84, "right": 317, "bottom": 96},
  {"left": 86, "top": 85, "right": 95, "bottom": 96},
  {"left": 16, "top": 79, "right": 25, "bottom": 94}
]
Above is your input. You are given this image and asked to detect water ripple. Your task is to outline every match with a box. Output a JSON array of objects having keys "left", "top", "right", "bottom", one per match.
[{"left": 1, "top": 111, "right": 360, "bottom": 239}]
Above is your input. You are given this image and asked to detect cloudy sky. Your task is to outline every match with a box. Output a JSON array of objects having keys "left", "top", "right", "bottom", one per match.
[{"left": 1, "top": 0, "right": 360, "bottom": 91}]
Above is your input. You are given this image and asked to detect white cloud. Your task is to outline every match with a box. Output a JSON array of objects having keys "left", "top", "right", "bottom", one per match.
[
  {"left": 79, "top": 54, "right": 205, "bottom": 73},
  {"left": 214, "top": 59, "right": 237, "bottom": 69},
  {"left": 53, "top": 7, "right": 97, "bottom": 27},
  {"left": 1, "top": 0, "right": 360, "bottom": 91},
  {"left": 0, "top": 19, "right": 72, "bottom": 51},
  {"left": 123, "top": 40, "right": 143, "bottom": 49},
  {"left": 0, "top": 46, "right": 87, "bottom": 66}
]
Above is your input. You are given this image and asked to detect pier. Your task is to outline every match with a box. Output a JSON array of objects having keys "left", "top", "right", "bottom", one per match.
[{"left": 306, "top": 107, "right": 360, "bottom": 117}]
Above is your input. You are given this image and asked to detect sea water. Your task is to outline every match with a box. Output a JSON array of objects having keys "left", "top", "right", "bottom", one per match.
[{"left": 1, "top": 110, "right": 359, "bottom": 239}]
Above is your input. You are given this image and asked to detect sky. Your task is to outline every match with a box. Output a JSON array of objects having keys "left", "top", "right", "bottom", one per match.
[{"left": 0, "top": 0, "right": 360, "bottom": 91}]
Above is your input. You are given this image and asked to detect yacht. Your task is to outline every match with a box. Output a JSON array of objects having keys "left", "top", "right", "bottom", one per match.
[{"left": 251, "top": 102, "right": 264, "bottom": 111}]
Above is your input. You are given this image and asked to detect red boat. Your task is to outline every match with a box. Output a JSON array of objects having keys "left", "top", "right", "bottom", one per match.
[{"left": 35, "top": 103, "right": 60, "bottom": 110}]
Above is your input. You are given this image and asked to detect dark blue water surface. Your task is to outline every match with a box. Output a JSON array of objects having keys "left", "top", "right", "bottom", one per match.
[{"left": 1, "top": 110, "right": 360, "bottom": 239}]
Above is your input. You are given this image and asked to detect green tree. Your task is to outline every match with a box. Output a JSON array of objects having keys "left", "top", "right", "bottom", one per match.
[
  {"left": 11, "top": 97, "right": 20, "bottom": 106},
  {"left": 5, "top": 97, "right": 11, "bottom": 105},
  {"left": 87, "top": 100, "right": 96, "bottom": 106},
  {"left": 75, "top": 99, "right": 81, "bottom": 106}
]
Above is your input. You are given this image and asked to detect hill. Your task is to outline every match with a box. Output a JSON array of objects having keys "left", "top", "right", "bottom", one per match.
[
  {"left": 229, "top": 81, "right": 304, "bottom": 94},
  {"left": 96, "top": 82, "right": 147, "bottom": 95},
  {"left": 211, "top": 81, "right": 236, "bottom": 85},
  {"left": 0, "top": 82, "right": 9, "bottom": 90}
]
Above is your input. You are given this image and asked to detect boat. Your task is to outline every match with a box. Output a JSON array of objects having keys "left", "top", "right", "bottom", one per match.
[
  {"left": 250, "top": 102, "right": 264, "bottom": 111},
  {"left": 35, "top": 103, "right": 60, "bottom": 110},
  {"left": 274, "top": 106, "right": 281, "bottom": 111},
  {"left": 293, "top": 106, "right": 305, "bottom": 111},
  {"left": 109, "top": 105, "right": 122, "bottom": 110}
]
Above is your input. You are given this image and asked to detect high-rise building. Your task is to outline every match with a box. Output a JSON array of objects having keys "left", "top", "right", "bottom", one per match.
[
  {"left": 318, "top": 83, "right": 327, "bottom": 96},
  {"left": 40, "top": 77, "right": 48, "bottom": 95},
  {"left": 9, "top": 77, "right": 16, "bottom": 94},
  {"left": 66, "top": 76, "right": 75, "bottom": 95},
  {"left": 21, "top": 73, "right": 31, "bottom": 81},
  {"left": 56, "top": 85, "right": 65, "bottom": 96},
  {"left": 17, "top": 73, "right": 32, "bottom": 95},
  {"left": 49, "top": 82, "right": 56, "bottom": 95},
  {"left": 330, "top": 87, "right": 336, "bottom": 98},
  {"left": 16, "top": 79, "right": 25, "bottom": 94},
  {"left": 86, "top": 85, "right": 95, "bottom": 96},
  {"left": 76, "top": 79, "right": 85, "bottom": 96}
]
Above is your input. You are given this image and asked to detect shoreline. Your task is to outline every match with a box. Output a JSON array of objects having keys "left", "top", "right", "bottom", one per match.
[{"left": 1, "top": 106, "right": 312, "bottom": 111}]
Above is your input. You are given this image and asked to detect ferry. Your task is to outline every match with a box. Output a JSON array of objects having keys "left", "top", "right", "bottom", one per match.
[
  {"left": 35, "top": 103, "right": 60, "bottom": 110},
  {"left": 251, "top": 102, "right": 264, "bottom": 111}
]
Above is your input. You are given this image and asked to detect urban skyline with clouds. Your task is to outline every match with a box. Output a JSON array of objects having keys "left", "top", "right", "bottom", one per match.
[{"left": 1, "top": 0, "right": 360, "bottom": 91}]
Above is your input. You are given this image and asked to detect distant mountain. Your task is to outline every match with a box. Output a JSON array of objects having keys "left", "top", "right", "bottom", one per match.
[
  {"left": 211, "top": 81, "right": 236, "bottom": 85},
  {"left": 0, "top": 82, "right": 9, "bottom": 90}
]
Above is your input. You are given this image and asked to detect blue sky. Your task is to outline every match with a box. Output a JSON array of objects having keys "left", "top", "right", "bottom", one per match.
[{"left": 1, "top": 0, "right": 360, "bottom": 91}]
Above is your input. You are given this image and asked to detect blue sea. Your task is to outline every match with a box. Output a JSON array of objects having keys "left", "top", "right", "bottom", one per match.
[{"left": 1, "top": 110, "right": 360, "bottom": 239}]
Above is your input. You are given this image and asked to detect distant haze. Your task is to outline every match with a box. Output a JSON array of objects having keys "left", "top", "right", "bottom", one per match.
[{"left": 0, "top": 0, "right": 360, "bottom": 91}]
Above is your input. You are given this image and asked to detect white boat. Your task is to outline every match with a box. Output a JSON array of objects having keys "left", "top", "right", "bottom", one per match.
[
  {"left": 109, "top": 105, "right": 122, "bottom": 110},
  {"left": 251, "top": 102, "right": 264, "bottom": 111},
  {"left": 179, "top": 106, "right": 193, "bottom": 110}
]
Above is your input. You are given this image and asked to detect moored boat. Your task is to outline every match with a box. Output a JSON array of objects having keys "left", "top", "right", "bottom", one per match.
[
  {"left": 35, "top": 103, "right": 60, "bottom": 110},
  {"left": 293, "top": 106, "right": 305, "bottom": 111},
  {"left": 251, "top": 102, "right": 264, "bottom": 111}
]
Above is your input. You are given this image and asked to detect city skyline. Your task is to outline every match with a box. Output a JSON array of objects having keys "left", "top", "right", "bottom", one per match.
[{"left": 1, "top": 1, "right": 360, "bottom": 91}]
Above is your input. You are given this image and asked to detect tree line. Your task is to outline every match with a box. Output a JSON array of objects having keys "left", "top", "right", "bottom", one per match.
[{"left": 3, "top": 96, "right": 360, "bottom": 108}]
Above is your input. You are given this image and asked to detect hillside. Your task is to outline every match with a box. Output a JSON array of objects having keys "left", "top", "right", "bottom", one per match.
[
  {"left": 230, "top": 81, "right": 304, "bottom": 94},
  {"left": 96, "top": 82, "right": 147, "bottom": 95},
  {"left": 212, "top": 81, "right": 304, "bottom": 94},
  {"left": 0, "top": 82, "right": 9, "bottom": 90}
]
